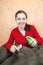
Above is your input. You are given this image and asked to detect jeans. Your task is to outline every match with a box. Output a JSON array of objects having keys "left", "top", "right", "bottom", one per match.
[{"left": 0, "top": 45, "right": 42, "bottom": 65}]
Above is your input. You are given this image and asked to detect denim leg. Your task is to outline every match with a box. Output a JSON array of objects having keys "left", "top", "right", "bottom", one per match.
[{"left": 1, "top": 51, "right": 18, "bottom": 65}]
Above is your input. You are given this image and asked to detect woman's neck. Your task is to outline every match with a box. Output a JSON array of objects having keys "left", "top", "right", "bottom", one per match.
[
  {"left": 18, "top": 27, "right": 26, "bottom": 36},
  {"left": 18, "top": 27, "right": 25, "bottom": 31}
]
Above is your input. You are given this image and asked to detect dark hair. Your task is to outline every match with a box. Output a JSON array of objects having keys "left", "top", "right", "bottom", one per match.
[
  {"left": 24, "top": 23, "right": 31, "bottom": 31},
  {"left": 15, "top": 10, "right": 27, "bottom": 19}
]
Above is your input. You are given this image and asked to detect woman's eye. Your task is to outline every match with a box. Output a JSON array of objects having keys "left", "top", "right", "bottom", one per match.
[
  {"left": 23, "top": 18, "right": 25, "bottom": 20},
  {"left": 18, "top": 18, "right": 21, "bottom": 20}
]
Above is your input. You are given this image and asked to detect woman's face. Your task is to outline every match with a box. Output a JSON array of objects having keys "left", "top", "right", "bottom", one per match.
[{"left": 15, "top": 13, "right": 27, "bottom": 29}]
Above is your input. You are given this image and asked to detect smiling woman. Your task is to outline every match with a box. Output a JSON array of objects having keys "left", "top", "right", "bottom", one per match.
[
  {"left": 0, "top": 0, "right": 43, "bottom": 46},
  {"left": 0, "top": 10, "right": 43, "bottom": 65}
]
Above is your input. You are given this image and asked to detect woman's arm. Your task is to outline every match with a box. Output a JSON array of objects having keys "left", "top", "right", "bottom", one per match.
[
  {"left": 31, "top": 25, "right": 43, "bottom": 45},
  {"left": 4, "top": 30, "right": 14, "bottom": 51}
]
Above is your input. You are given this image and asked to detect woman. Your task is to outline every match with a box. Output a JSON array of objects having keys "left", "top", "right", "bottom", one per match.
[{"left": 0, "top": 10, "right": 43, "bottom": 65}]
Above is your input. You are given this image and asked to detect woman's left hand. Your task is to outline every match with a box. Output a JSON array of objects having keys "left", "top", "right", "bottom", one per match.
[{"left": 30, "top": 37, "right": 38, "bottom": 47}]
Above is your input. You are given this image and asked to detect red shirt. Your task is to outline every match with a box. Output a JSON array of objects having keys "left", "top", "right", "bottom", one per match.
[{"left": 4, "top": 25, "right": 43, "bottom": 50}]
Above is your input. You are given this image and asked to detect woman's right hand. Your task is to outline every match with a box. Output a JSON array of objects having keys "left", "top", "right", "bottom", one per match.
[
  {"left": 10, "top": 45, "right": 20, "bottom": 53},
  {"left": 10, "top": 45, "right": 17, "bottom": 53}
]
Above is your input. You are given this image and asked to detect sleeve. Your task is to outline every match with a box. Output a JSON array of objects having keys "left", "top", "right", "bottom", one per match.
[
  {"left": 4, "top": 30, "right": 14, "bottom": 50},
  {"left": 31, "top": 25, "right": 43, "bottom": 45}
]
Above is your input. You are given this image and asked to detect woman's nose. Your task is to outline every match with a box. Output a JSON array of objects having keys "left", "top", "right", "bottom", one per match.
[{"left": 20, "top": 18, "right": 23, "bottom": 22}]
